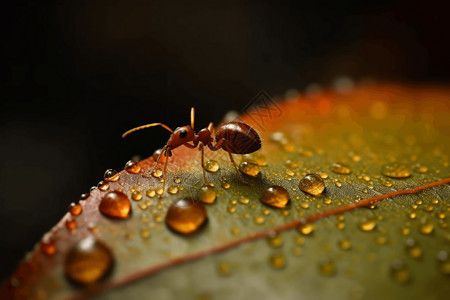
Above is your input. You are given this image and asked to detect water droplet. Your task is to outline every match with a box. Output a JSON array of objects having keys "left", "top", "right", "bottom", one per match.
[
  {"left": 254, "top": 216, "right": 265, "bottom": 225},
  {"left": 360, "top": 220, "right": 376, "bottom": 232},
  {"left": 221, "top": 178, "right": 231, "bottom": 189},
  {"left": 168, "top": 186, "right": 179, "bottom": 194},
  {"left": 299, "top": 174, "right": 325, "bottom": 196},
  {"left": 217, "top": 262, "right": 232, "bottom": 276},
  {"left": 260, "top": 186, "right": 290, "bottom": 208},
  {"left": 336, "top": 222, "right": 345, "bottom": 230},
  {"left": 231, "top": 227, "right": 240, "bottom": 235},
  {"left": 419, "top": 219, "right": 434, "bottom": 235},
  {"left": 400, "top": 228, "right": 410, "bottom": 235},
  {"left": 267, "top": 234, "right": 283, "bottom": 248},
  {"left": 165, "top": 199, "right": 207, "bottom": 234},
  {"left": 319, "top": 259, "right": 336, "bottom": 276},
  {"left": 97, "top": 181, "right": 110, "bottom": 191},
  {"left": 270, "top": 254, "right": 286, "bottom": 269},
  {"left": 227, "top": 206, "right": 236, "bottom": 214},
  {"left": 64, "top": 237, "right": 114, "bottom": 285},
  {"left": 382, "top": 164, "right": 411, "bottom": 179},
  {"left": 405, "top": 238, "right": 422, "bottom": 259},
  {"left": 205, "top": 160, "right": 220, "bottom": 173},
  {"left": 338, "top": 239, "right": 351, "bottom": 250},
  {"left": 437, "top": 251, "right": 450, "bottom": 275},
  {"left": 80, "top": 193, "right": 90, "bottom": 200},
  {"left": 99, "top": 191, "right": 131, "bottom": 219},
  {"left": 390, "top": 259, "right": 411, "bottom": 284},
  {"left": 270, "top": 132, "right": 288, "bottom": 144},
  {"left": 413, "top": 164, "right": 428, "bottom": 174},
  {"left": 140, "top": 229, "right": 151, "bottom": 239},
  {"left": 156, "top": 187, "right": 164, "bottom": 195},
  {"left": 131, "top": 191, "right": 143, "bottom": 201},
  {"left": 238, "top": 198, "right": 250, "bottom": 204},
  {"left": 299, "top": 223, "right": 315, "bottom": 235},
  {"left": 375, "top": 236, "right": 387, "bottom": 245},
  {"left": 198, "top": 185, "right": 216, "bottom": 204},
  {"left": 66, "top": 219, "right": 77, "bottom": 231},
  {"left": 69, "top": 203, "right": 82, "bottom": 216},
  {"left": 408, "top": 212, "right": 416, "bottom": 219},
  {"left": 238, "top": 161, "right": 261, "bottom": 177},
  {"left": 40, "top": 238, "right": 56, "bottom": 256},
  {"left": 124, "top": 160, "right": 141, "bottom": 174},
  {"left": 331, "top": 163, "right": 351, "bottom": 174},
  {"left": 104, "top": 169, "right": 120, "bottom": 182},
  {"left": 380, "top": 179, "right": 393, "bottom": 187},
  {"left": 146, "top": 189, "right": 156, "bottom": 198},
  {"left": 152, "top": 168, "right": 163, "bottom": 178}
]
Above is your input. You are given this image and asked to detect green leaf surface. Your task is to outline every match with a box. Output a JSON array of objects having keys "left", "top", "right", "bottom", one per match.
[{"left": 2, "top": 83, "right": 450, "bottom": 300}]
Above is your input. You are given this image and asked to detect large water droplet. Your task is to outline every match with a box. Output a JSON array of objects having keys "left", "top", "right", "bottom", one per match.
[
  {"left": 239, "top": 161, "right": 261, "bottom": 177},
  {"left": 99, "top": 191, "right": 131, "bottom": 219},
  {"left": 165, "top": 199, "right": 207, "bottom": 234},
  {"left": 382, "top": 163, "right": 411, "bottom": 179},
  {"left": 199, "top": 185, "right": 216, "bottom": 204},
  {"left": 260, "top": 186, "right": 290, "bottom": 208},
  {"left": 205, "top": 160, "right": 220, "bottom": 173},
  {"left": 124, "top": 160, "right": 141, "bottom": 174},
  {"left": 104, "top": 169, "right": 120, "bottom": 182},
  {"left": 331, "top": 163, "right": 351, "bottom": 174},
  {"left": 299, "top": 174, "right": 325, "bottom": 196},
  {"left": 64, "top": 237, "right": 114, "bottom": 285}
]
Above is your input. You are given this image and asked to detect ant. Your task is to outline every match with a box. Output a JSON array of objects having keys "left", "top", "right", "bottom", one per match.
[{"left": 122, "top": 108, "right": 261, "bottom": 191}]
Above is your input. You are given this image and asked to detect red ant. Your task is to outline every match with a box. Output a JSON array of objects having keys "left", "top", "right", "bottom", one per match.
[{"left": 122, "top": 108, "right": 261, "bottom": 191}]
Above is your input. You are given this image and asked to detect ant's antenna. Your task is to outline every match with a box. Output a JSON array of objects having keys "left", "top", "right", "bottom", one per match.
[
  {"left": 190, "top": 107, "right": 195, "bottom": 129},
  {"left": 122, "top": 123, "right": 173, "bottom": 138}
]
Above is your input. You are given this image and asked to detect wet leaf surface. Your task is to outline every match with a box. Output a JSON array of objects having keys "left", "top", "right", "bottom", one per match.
[{"left": 2, "top": 83, "right": 450, "bottom": 300}]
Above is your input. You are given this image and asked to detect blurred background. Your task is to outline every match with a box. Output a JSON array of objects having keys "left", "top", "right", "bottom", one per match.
[{"left": 1, "top": 0, "right": 449, "bottom": 282}]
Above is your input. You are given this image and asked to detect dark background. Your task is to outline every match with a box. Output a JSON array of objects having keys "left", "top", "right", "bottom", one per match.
[{"left": 1, "top": 0, "right": 449, "bottom": 282}]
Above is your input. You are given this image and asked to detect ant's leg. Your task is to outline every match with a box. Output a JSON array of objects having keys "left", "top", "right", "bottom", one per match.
[
  {"left": 162, "top": 151, "right": 170, "bottom": 193},
  {"left": 228, "top": 152, "right": 249, "bottom": 185},
  {"left": 199, "top": 143, "right": 209, "bottom": 185}
]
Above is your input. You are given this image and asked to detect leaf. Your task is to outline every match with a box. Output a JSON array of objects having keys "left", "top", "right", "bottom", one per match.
[{"left": 2, "top": 83, "right": 450, "bottom": 300}]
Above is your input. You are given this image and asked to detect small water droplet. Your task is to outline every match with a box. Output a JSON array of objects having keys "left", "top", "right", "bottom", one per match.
[
  {"left": 413, "top": 164, "right": 428, "bottom": 174},
  {"left": 299, "top": 223, "right": 315, "bottom": 235},
  {"left": 260, "top": 186, "right": 290, "bottom": 208},
  {"left": 131, "top": 191, "right": 143, "bottom": 201},
  {"left": 198, "top": 185, "right": 216, "bottom": 204},
  {"left": 336, "top": 222, "right": 345, "bottom": 230},
  {"left": 140, "top": 229, "right": 151, "bottom": 239},
  {"left": 360, "top": 220, "right": 376, "bottom": 232},
  {"left": 146, "top": 189, "right": 156, "bottom": 198},
  {"left": 408, "top": 212, "right": 416, "bottom": 219},
  {"left": 380, "top": 178, "right": 393, "bottom": 187},
  {"left": 104, "top": 169, "right": 120, "bottom": 182},
  {"left": 400, "top": 228, "right": 410, "bottom": 235},
  {"left": 80, "top": 193, "right": 90, "bottom": 200},
  {"left": 150, "top": 168, "right": 162, "bottom": 178},
  {"left": 270, "top": 254, "right": 286, "bottom": 269},
  {"left": 299, "top": 174, "right": 325, "bottom": 196},
  {"left": 390, "top": 259, "right": 411, "bottom": 284},
  {"left": 168, "top": 186, "right": 179, "bottom": 194},
  {"left": 338, "top": 239, "right": 351, "bottom": 250},
  {"left": 405, "top": 238, "right": 422, "bottom": 259},
  {"left": 267, "top": 234, "right": 283, "bottom": 248},
  {"left": 165, "top": 199, "right": 207, "bottom": 234},
  {"left": 97, "top": 181, "right": 110, "bottom": 191},
  {"left": 124, "top": 160, "right": 141, "bottom": 174},
  {"left": 331, "top": 163, "right": 351, "bottom": 174},
  {"left": 231, "top": 227, "right": 240, "bottom": 235},
  {"left": 65, "top": 219, "right": 77, "bottom": 231},
  {"left": 40, "top": 238, "right": 56, "bottom": 256},
  {"left": 99, "top": 191, "right": 131, "bottom": 219},
  {"left": 64, "top": 237, "right": 114, "bottom": 285},
  {"left": 238, "top": 198, "right": 250, "bottom": 204},
  {"left": 375, "top": 236, "right": 387, "bottom": 245},
  {"left": 319, "top": 259, "right": 336, "bottom": 276},
  {"left": 217, "top": 262, "right": 232, "bottom": 276},
  {"left": 238, "top": 161, "right": 261, "bottom": 177},
  {"left": 254, "top": 216, "right": 265, "bottom": 224},
  {"left": 156, "top": 187, "right": 164, "bottom": 195},
  {"left": 205, "top": 160, "right": 220, "bottom": 173},
  {"left": 174, "top": 177, "right": 181, "bottom": 184},
  {"left": 437, "top": 250, "right": 450, "bottom": 275},
  {"left": 270, "top": 132, "right": 288, "bottom": 144},
  {"left": 68, "top": 203, "right": 82, "bottom": 216},
  {"left": 419, "top": 219, "right": 434, "bottom": 235},
  {"left": 382, "top": 163, "right": 411, "bottom": 179}
]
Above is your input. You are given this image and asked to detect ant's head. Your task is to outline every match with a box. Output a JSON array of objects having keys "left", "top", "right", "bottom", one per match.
[{"left": 167, "top": 125, "right": 195, "bottom": 149}]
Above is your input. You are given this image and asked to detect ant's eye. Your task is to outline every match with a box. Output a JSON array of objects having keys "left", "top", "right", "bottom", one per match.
[{"left": 179, "top": 130, "right": 187, "bottom": 138}]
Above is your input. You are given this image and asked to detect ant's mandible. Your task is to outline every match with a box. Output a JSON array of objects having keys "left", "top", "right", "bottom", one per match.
[{"left": 122, "top": 108, "right": 261, "bottom": 191}]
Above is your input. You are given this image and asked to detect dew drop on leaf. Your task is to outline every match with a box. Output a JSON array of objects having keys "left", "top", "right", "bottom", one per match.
[
  {"left": 260, "top": 186, "right": 290, "bottom": 208},
  {"left": 299, "top": 174, "right": 325, "bottom": 196},
  {"left": 299, "top": 223, "right": 315, "bottom": 235},
  {"left": 270, "top": 254, "right": 286, "bottom": 269},
  {"left": 381, "top": 163, "right": 411, "bottom": 179},
  {"left": 65, "top": 219, "right": 77, "bottom": 231},
  {"left": 68, "top": 203, "right": 82, "bottom": 216},
  {"left": 437, "top": 251, "right": 450, "bottom": 275},
  {"left": 419, "top": 219, "right": 434, "bottom": 235},
  {"left": 390, "top": 259, "right": 412, "bottom": 284},
  {"left": 319, "top": 259, "right": 336, "bottom": 276},
  {"left": 338, "top": 239, "right": 351, "bottom": 250},
  {"left": 64, "top": 237, "right": 114, "bottom": 285},
  {"left": 40, "top": 237, "right": 56, "bottom": 256},
  {"left": 131, "top": 191, "right": 143, "bottom": 201},
  {"left": 124, "top": 160, "right": 141, "bottom": 174},
  {"left": 104, "top": 169, "right": 120, "bottom": 182},
  {"left": 238, "top": 161, "right": 261, "bottom": 177},
  {"left": 205, "top": 160, "right": 220, "bottom": 173},
  {"left": 165, "top": 199, "right": 207, "bottom": 235},
  {"left": 359, "top": 220, "right": 376, "bottom": 232},
  {"left": 331, "top": 162, "right": 351, "bottom": 174},
  {"left": 99, "top": 191, "right": 131, "bottom": 219},
  {"left": 97, "top": 181, "right": 110, "bottom": 191},
  {"left": 405, "top": 238, "right": 422, "bottom": 259},
  {"left": 198, "top": 185, "right": 216, "bottom": 204}
]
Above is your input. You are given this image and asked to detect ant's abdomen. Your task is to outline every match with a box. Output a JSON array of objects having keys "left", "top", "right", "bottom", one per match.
[{"left": 215, "top": 122, "right": 261, "bottom": 154}]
